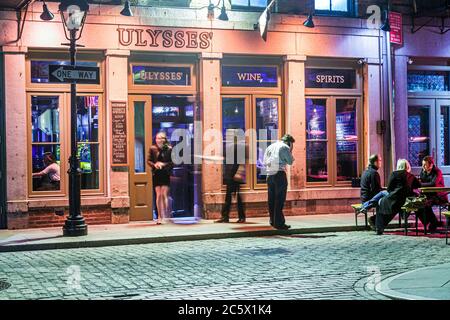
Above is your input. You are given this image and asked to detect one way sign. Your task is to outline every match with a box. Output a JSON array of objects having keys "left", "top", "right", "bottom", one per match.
[{"left": 49, "top": 65, "right": 100, "bottom": 84}]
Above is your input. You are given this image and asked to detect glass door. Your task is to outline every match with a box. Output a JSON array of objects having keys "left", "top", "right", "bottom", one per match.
[
  {"left": 436, "top": 99, "right": 450, "bottom": 175},
  {"left": 407, "top": 99, "right": 436, "bottom": 174},
  {"left": 151, "top": 94, "right": 197, "bottom": 218},
  {"left": 129, "top": 95, "right": 153, "bottom": 221}
]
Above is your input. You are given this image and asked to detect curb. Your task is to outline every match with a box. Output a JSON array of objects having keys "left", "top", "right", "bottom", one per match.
[{"left": 0, "top": 225, "right": 368, "bottom": 252}]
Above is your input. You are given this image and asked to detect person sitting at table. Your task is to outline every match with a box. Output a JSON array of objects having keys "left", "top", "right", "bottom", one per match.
[
  {"left": 375, "top": 159, "right": 421, "bottom": 235},
  {"left": 32, "top": 152, "right": 60, "bottom": 191},
  {"left": 417, "top": 156, "right": 447, "bottom": 233},
  {"left": 360, "top": 154, "right": 387, "bottom": 215}
]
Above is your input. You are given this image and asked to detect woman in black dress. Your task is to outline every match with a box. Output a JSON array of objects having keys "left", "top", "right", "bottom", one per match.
[{"left": 147, "top": 132, "right": 173, "bottom": 224}]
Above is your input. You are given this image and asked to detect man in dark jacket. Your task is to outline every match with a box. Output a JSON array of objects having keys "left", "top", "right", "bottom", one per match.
[
  {"left": 417, "top": 156, "right": 447, "bottom": 232},
  {"left": 216, "top": 137, "right": 246, "bottom": 223},
  {"left": 360, "top": 154, "right": 386, "bottom": 213},
  {"left": 376, "top": 159, "right": 421, "bottom": 235}
]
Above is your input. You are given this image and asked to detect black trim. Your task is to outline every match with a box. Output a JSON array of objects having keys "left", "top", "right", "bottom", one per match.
[{"left": 0, "top": 50, "right": 6, "bottom": 229}]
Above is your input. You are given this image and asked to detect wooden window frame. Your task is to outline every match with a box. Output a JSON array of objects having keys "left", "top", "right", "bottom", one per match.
[
  {"left": 305, "top": 96, "right": 362, "bottom": 188},
  {"left": 26, "top": 53, "right": 106, "bottom": 198},
  {"left": 220, "top": 94, "right": 283, "bottom": 191}
]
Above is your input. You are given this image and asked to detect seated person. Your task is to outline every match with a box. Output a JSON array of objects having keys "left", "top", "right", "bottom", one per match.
[
  {"left": 360, "top": 154, "right": 387, "bottom": 212},
  {"left": 375, "top": 159, "right": 421, "bottom": 235},
  {"left": 32, "top": 152, "right": 60, "bottom": 191},
  {"left": 417, "top": 156, "right": 447, "bottom": 233}
]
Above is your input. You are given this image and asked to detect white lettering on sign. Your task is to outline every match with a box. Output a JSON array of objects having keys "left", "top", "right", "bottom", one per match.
[
  {"left": 315, "top": 75, "right": 345, "bottom": 84},
  {"left": 237, "top": 73, "right": 263, "bottom": 82},
  {"left": 51, "top": 67, "right": 98, "bottom": 82}
]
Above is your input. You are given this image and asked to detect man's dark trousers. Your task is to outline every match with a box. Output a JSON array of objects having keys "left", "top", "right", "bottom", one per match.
[
  {"left": 221, "top": 181, "right": 245, "bottom": 220},
  {"left": 267, "top": 171, "right": 287, "bottom": 227}
]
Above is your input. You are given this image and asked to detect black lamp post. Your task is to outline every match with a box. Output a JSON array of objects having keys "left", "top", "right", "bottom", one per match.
[{"left": 59, "top": 0, "right": 89, "bottom": 236}]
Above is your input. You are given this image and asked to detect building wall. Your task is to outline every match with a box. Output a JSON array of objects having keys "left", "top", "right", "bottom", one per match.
[{"left": 0, "top": 2, "right": 387, "bottom": 228}]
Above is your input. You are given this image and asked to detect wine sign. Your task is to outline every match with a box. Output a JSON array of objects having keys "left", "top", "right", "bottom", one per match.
[{"left": 111, "top": 101, "right": 128, "bottom": 166}]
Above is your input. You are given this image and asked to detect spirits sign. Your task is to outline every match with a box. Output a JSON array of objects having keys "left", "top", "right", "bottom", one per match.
[{"left": 305, "top": 68, "right": 356, "bottom": 89}]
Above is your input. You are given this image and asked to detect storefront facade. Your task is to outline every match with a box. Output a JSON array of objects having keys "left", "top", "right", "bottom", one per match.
[
  {"left": 0, "top": 1, "right": 385, "bottom": 229},
  {"left": 394, "top": 28, "right": 450, "bottom": 186}
]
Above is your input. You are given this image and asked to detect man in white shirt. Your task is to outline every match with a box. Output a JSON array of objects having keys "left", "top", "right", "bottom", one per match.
[{"left": 263, "top": 134, "right": 295, "bottom": 230}]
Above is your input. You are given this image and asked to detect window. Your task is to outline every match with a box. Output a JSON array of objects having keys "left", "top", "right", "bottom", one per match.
[
  {"left": 315, "top": 0, "right": 351, "bottom": 15},
  {"left": 31, "top": 96, "right": 61, "bottom": 192},
  {"left": 31, "top": 60, "right": 98, "bottom": 83},
  {"left": 29, "top": 94, "right": 103, "bottom": 195},
  {"left": 231, "top": 0, "right": 267, "bottom": 10},
  {"left": 306, "top": 97, "right": 360, "bottom": 185},
  {"left": 221, "top": 96, "right": 280, "bottom": 188}
]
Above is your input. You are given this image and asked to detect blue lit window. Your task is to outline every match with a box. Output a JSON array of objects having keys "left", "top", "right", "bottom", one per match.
[
  {"left": 31, "top": 60, "right": 98, "bottom": 83},
  {"left": 231, "top": 0, "right": 267, "bottom": 10},
  {"left": 315, "top": 0, "right": 352, "bottom": 15}
]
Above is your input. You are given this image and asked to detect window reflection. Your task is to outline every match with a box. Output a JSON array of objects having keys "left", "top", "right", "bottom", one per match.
[
  {"left": 134, "top": 102, "right": 146, "bottom": 173},
  {"left": 306, "top": 98, "right": 328, "bottom": 182},
  {"left": 408, "top": 105, "right": 430, "bottom": 167},
  {"left": 439, "top": 106, "right": 450, "bottom": 166},
  {"left": 222, "top": 97, "right": 247, "bottom": 184},
  {"left": 31, "top": 60, "right": 97, "bottom": 83},
  {"left": 77, "top": 96, "right": 100, "bottom": 190},
  {"left": 31, "top": 96, "right": 61, "bottom": 192},
  {"left": 336, "top": 99, "right": 357, "bottom": 181}
]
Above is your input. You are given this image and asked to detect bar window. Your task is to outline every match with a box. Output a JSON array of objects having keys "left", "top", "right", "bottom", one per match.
[
  {"left": 408, "top": 105, "right": 430, "bottom": 167},
  {"left": 31, "top": 60, "right": 97, "bottom": 83},
  {"left": 315, "top": 0, "right": 351, "bottom": 14},
  {"left": 255, "top": 97, "right": 279, "bottom": 184},
  {"left": 222, "top": 97, "right": 247, "bottom": 185},
  {"left": 31, "top": 96, "right": 61, "bottom": 191},
  {"left": 439, "top": 105, "right": 450, "bottom": 167},
  {"left": 77, "top": 96, "right": 100, "bottom": 190},
  {"left": 336, "top": 99, "right": 358, "bottom": 181},
  {"left": 306, "top": 98, "right": 328, "bottom": 182}
]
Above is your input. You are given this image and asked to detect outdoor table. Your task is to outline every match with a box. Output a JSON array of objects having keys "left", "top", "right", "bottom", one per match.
[{"left": 419, "top": 187, "right": 450, "bottom": 223}]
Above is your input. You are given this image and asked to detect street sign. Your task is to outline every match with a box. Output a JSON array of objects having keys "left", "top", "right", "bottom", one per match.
[{"left": 49, "top": 65, "right": 100, "bottom": 84}]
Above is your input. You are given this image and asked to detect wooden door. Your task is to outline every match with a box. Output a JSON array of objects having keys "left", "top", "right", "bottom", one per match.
[{"left": 129, "top": 95, "right": 153, "bottom": 221}]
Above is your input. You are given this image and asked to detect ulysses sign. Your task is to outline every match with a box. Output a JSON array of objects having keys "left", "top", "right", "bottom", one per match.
[
  {"left": 118, "top": 28, "right": 213, "bottom": 50},
  {"left": 305, "top": 68, "right": 356, "bottom": 89}
]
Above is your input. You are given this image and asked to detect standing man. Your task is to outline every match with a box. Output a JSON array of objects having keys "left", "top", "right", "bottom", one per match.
[{"left": 263, "top": 134, "right": 295, "bottom": 230}]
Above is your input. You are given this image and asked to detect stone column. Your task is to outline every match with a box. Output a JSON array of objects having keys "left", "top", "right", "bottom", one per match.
[
  {"left": 283, "top": 55, "right": 306, "bottom": 191},
  {"left": 283, "top": 55, "right": 306, "bottom": 214},
  {"left": 199, "top": 52, "right": 222, "bottom": 218},
  {"left": 105, "top": 49, "right": 130, "bottom": 224},
  {"left": 4, "top": 46, "right": 28, "bottom": 228},
  {"left": 364, "top": 58, "right": 385, "bottom": 182},
  {"left": 393, "top": 55, "right": 408, "bottom": 162}
]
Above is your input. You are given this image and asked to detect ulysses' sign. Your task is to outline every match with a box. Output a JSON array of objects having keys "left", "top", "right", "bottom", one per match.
[
  {"left": 118, "top": 28, "right": 213, "bottom": 50},
  {"left": 132, "top": 65, "right": 191, "bottom": 86},
  {"left": 49, "top": 65, "right": 100, "bottom": 84},
  {"left": 305, "top": 68, "right": 356, "bottom": 89}
]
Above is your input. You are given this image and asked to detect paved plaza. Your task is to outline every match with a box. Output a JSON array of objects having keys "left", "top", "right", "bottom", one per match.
[{"left": 0, "top": 230, "right": 449, "bottom": 300}]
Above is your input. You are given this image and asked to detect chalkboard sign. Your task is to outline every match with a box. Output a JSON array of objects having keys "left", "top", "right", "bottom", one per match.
[{"left": 111, "top": 101, "right": 128, "bottom": 166}]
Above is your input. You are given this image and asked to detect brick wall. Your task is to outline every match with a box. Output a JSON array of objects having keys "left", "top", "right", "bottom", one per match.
[
  {"left": 8, "top": 207, "right": 113, "bottom": 229},
  {"left": 204, "top": 198, "right": 359, "bottom": 220}
]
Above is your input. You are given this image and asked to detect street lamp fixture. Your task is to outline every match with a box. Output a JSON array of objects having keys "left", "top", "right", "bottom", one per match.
[
  {"left": 120, "top": 0, "right": 133, "bottom": 17},
  {"left": 303, "top": 13, "right": 315, "bottom": 28},
  {"left": 40, "top": 1, "right": 54, "bottom": 21},
  {"left": 58, "top": 0, "right": 89, "bottom": 237}
]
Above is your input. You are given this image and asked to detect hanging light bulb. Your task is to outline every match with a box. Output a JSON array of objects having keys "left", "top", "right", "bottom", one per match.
[
  {"left": 120, "top": 0, "right": 133, "bottom": 17},
  {"left": 218, "top": 0, "right": 229, "bottom": 21},
  {"left": 40, "top": 1, "right": 54, "bottom": 21}
]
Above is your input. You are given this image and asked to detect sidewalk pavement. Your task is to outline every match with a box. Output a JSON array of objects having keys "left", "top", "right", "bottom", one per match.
[
  {"left": 376, "top": 263, "right": 450, "bottom": 300},
  {"left": 0, "top": 213, "right": 367, "bottom": 252}
]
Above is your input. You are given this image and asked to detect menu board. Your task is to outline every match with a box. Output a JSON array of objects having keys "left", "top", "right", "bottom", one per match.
[{"left": 111, "top": 101, "right": 128, "bottom": 166}]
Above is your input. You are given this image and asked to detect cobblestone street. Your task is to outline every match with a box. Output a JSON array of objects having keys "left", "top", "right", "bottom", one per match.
[{"left": 0, "top": 231, "right": 449, "bottom": 300}]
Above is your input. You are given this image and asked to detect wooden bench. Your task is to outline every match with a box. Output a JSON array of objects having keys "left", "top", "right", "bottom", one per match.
[
  {"left": 401, "top": 206, "right": 423, "bottom": 236},
  {"left": 351, "top": 204, "right": 374, "bottom": 228}
]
